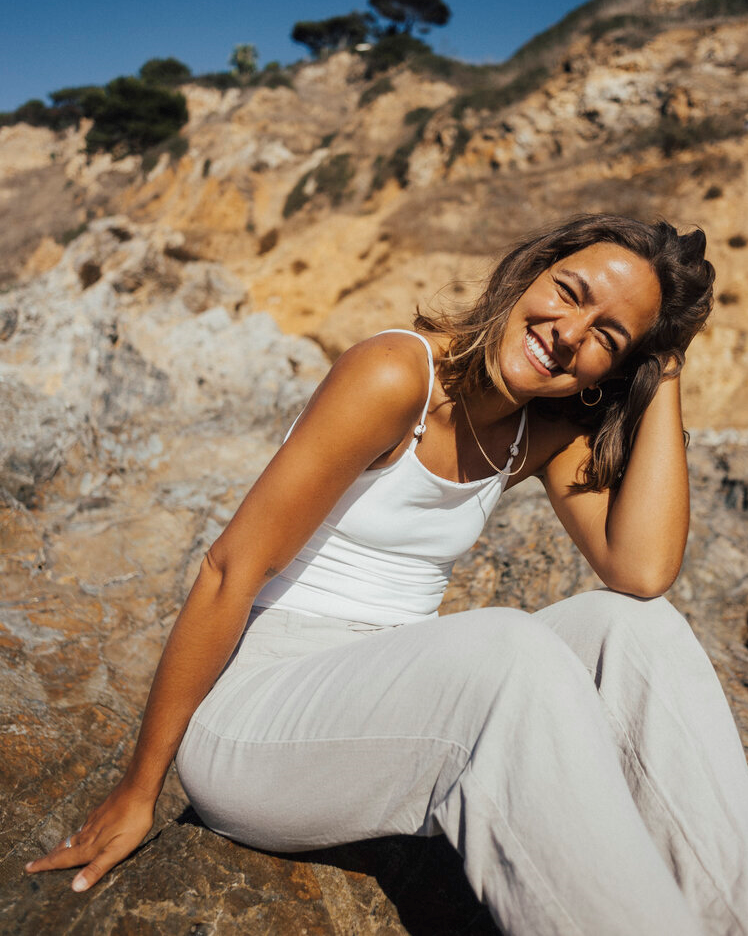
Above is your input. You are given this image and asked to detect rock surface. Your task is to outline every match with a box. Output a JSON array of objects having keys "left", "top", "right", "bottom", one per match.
[{"left": 0, "top": 227, "right": 746, "bottom": 930}]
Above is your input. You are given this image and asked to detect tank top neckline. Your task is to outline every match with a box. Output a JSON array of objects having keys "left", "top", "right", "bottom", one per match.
[{"left": 367, "top": 329, "right": 527, "bottom": 488}]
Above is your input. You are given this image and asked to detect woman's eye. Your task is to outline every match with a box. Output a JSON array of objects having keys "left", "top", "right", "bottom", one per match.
[
  {"left": 553, "top": 278, "right": 577, "bottom": 304},
  {"left": 597, "top": 330, "right": 618, "bottom": 353}
]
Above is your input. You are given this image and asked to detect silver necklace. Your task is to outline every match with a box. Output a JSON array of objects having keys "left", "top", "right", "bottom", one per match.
[{"left": 459, "top": 393, "right": 529, "bottom": 477}]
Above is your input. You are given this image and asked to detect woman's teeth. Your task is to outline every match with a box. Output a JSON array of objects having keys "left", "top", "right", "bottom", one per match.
[{"left": 525, "top": 332, "right": 559, "bottom": 372}]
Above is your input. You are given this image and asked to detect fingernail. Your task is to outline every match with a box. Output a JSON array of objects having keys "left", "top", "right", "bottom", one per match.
[
  {"left": 25, "top": 862, "right": 34, "bottom": 872},
  {"left": 72, "top": 876, "right": 87, "bottom": 892}
]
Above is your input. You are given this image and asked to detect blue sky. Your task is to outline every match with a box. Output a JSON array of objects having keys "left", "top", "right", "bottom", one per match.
[{"left": 1, "top": 1, "right": 583, "bottom": 112}]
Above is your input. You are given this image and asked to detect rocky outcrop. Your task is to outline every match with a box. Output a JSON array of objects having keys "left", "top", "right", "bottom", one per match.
[
  {"left": 0, "top": 225, "right": 746, "bottom": 934},
  {"left": 1, "top": 395, "right": 745, "bottom": 933},
  {"left": 2, "top": 7, "right": 748, "bottom": 427}
]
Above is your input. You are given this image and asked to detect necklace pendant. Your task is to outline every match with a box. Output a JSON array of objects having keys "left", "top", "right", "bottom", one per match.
[{"left": 509, "top": 442, "right": 519, "bottom": 457}]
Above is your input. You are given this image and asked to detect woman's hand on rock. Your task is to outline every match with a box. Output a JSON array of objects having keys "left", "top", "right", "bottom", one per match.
[{"left": 24, "top": 779, "right": 156, "bottom": 892}]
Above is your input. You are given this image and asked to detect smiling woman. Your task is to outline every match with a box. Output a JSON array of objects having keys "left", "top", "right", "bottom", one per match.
[{"left": 27, "top": 214, "right": 748, "bottom": 936}]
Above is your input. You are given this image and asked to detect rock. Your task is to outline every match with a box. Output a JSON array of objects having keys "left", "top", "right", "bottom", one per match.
[
  {"left": 175, "top": 262, "right": 249, "bottom": 315},
  {"left": 0, "top": 377, "right": 83, "bottom": 504},
  {"left": 0, "top": 412, "right": 745, "bottom": 933},
  {"left": 0, "top": 217, "right": 327, "bottom": 440}
]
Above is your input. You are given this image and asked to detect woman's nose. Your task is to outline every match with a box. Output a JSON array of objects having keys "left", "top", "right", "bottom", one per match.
[{"left": 552, "top": 313, "right": 587, "bottom": 351}]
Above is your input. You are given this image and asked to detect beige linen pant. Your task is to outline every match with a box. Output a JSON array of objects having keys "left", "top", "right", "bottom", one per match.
[{"left": 176, "top": 591, "right": 748, "bottom": 936}]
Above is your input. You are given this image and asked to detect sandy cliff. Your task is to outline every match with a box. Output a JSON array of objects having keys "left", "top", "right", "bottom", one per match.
[{"left": 2, "top": 3, "right": 747, "bottom": 427}]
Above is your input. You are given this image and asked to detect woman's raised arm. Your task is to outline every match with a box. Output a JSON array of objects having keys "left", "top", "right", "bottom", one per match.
[
  {"left": 25, "top": 333, "right": 430, "bottom": 891},
  {"left": 540, "top": 373, "right": 689, "bottom": 598}
]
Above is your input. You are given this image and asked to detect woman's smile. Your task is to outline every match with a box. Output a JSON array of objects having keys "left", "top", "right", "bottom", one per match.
[
  {"left": 500, "top": 242, "right": 662, "bottom": 400},
  {"left": 524, "top": 329, "right": 562, "bottom": 374}
]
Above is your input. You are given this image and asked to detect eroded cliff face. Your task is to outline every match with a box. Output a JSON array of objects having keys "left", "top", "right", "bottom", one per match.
[{"left": 1, "top": 5, "right": 748, "bottom": 427}]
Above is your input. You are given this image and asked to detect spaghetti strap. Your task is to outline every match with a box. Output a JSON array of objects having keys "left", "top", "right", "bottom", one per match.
[
  {"left": 512, "top": 406, "right": 527, "bottom": 456},
  {"left": 375, "top": 329, "right": 435, "bottom": 449},
  {"left": 284, "top": 329, "right": 436, "bottom": 446}
]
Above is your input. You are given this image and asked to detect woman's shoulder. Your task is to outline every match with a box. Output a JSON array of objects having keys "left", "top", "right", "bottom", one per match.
[{"left": 330, "top": 330, "right": 438, "bottom": 409}]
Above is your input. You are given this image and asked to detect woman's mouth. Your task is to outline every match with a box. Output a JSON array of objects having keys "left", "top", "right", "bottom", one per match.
[{"left": 525, "top": 330, "right": 560, "bottom": 373}]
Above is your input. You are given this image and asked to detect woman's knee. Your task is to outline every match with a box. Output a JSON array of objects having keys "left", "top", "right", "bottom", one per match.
[
  {"left": 433, "top": 607, "right": 591, "bottom": 692},
  {"left": 540, "top": 589, "right": 703, "bottom": 678}
]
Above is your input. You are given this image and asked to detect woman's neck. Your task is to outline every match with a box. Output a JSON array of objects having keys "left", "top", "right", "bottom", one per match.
[{"left": 459, "top": 388, "right": 525, "bottom": 431}]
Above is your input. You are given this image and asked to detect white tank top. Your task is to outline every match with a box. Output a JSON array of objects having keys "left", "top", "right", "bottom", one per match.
[{"left": 254, "top": 330, "right": 527, "bottom": 625}]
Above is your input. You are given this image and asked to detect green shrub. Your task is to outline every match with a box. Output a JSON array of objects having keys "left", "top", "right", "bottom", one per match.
[
  {"left": 369, "top": 107, "right": 433, "bottom": 194},
  {"left": 359, "top": 77, "right": 394, "bottom": 107},
  {"left": 193, "top": 72, "right": 241, "bottom": 90},
  {"left": 84, "top": 77, "right": 188, "bottom": 156},
  {"left": 49, "top": 85, "right": 99, "bottom": 107},
  {"left": 10, "top": 99, "right": 49, "bottom": 126},
  {"left": 370, "top": 138, "right": 418, "bottom": 192},
  {"left": 167, "top": 135, "right": 189, "bottom": 159},
  {"left": 623, "top": 113, "right": 745, "bottom": 158},
  {"left": 315, "top": 153, "right": 355, "bottom": 204},
  {"left": 404, "top": 106, "right": 434, "bottom": 126},
  {"left": 141, "top": 133, "right": 189, "bottom": 173},
  {"left": 0, "top": 96, "right": 83, "bottom": 132},
  {"left": 685, "top": 0, "right": 748, "bottom": 17},
  {"left": 141, "top": 150, "right": 160, "bottom": 175},
  {"left": 363, "top": 33, "right": 431, "bottom": 78},
  {"left": 370, "top": 155, "right": 388, "bottom": 192},
  {"left": 139, "top": 57, "right": 192, "bottom": 86},
  {"left": 263, "top": 72, "right": 294, "bottom": 90},
  {"left": 446, "top": 122, "right": 470, "bottom": 167},
  {"left": 292, "top": 13, "right": 370, "bottom": 58},
  {"left": 283, "top": 154, "right": 355, "bottom": 217},
  {"left": 249, "top": 64, "right": 295, "bottom": 90},
  {"left": 587, "top": 14, "right": 656, "bottom": 44},
  {"left": 451, "top": 66, "right": 548, "bottom": 119},
  {"left": 283, "top": 170, "right": 313, "bottom": 218},
  {"left": 407, "top": 52, "right": 455, "bottom": 78},
  {"left": 57, "top": 223, "right": 88, "bottom": 246}
]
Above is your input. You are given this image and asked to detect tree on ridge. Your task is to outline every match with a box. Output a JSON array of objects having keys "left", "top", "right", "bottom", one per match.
[
  {"left": 291, "top": 13, "right": 372, "bottom": 58},
  {"left": 369, "top": 0, "right": 451, "bottom": 34}
]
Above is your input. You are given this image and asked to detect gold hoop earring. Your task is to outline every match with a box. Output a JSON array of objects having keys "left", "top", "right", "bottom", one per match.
[{"left": 580, "top": 385, "right": 603, "bottom": 407}]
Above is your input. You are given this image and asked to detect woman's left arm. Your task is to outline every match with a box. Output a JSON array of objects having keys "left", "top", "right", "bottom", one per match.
[{"left": 540, "top": 374, "right": 688, "bottom": 598}]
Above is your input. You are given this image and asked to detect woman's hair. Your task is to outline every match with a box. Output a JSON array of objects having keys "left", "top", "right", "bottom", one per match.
[{"left": 414, "top": 213, "right": 715, "bottom": 492}]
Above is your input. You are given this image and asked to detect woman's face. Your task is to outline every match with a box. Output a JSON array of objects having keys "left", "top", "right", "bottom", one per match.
[{"left": 498, "top": 242, "right": 662, "bottom": 400}]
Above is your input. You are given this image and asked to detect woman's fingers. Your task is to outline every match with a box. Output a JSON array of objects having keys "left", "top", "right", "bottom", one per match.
[
  {"left": 24, "top": 789, "right": 154, "bottom": 891},
  {"left": 26, "top": 831, "right": 89, "bottom": 873},
  {"left": 70, "top": 838, "right": 132, "bottom": 892}
]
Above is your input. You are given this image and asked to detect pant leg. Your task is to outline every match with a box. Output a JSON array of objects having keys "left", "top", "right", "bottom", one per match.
[
  {"left": 177, "top": 605, "right": 703, "bottom": 936},
  {"left": 534, "top": 589, "right": 748, "bottom": 936}
]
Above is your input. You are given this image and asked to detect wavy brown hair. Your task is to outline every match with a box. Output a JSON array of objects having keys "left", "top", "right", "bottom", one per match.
[{"left": 414, "top": 214, "right": 715, "bottom": 491}]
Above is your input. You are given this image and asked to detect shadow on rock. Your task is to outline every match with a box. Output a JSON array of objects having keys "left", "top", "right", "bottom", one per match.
[{"left": 178, "top": 805, "right": 498, "bottom": 934}]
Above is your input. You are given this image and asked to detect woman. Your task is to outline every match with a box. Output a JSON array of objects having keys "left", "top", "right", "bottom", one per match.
[{"left": 26, "top": 215, "right": 748, "bottom": 935}]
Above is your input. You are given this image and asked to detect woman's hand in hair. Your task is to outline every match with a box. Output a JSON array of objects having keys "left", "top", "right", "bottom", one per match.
[{"left": 541, "top": 373, "right": 688, "bottom": 598}]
